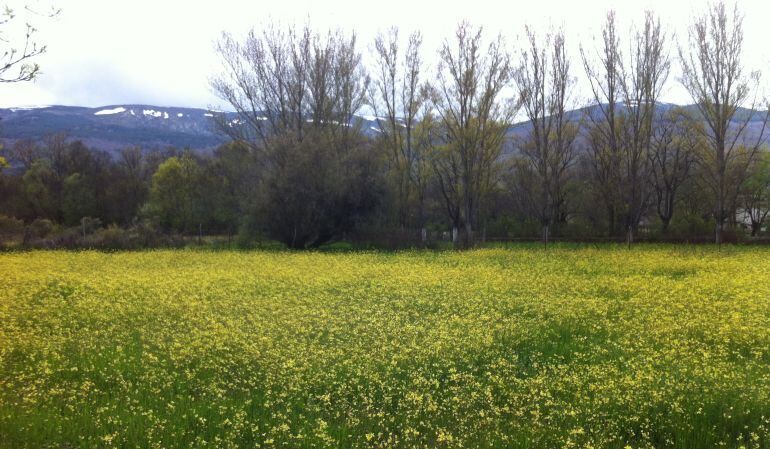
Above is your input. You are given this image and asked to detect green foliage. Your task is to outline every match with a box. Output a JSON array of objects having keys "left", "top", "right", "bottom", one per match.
[
  {"left": 486, "top": 215, "right": 541, "bottom": 239},
  {"left": 21, "top": 160, "right": 58, "bottom": 219},
  {"left": 742, "top": 151, "right": 770, "bottom": 234},
  {"left": 25, "top": 217, "right": 55, "bottom": 239},
  {"left": 204, "top": 141, "right": 259, "bottom": 234},
  {"left": 0, "top": 214, "right": 23, "bottom": 243},
  {"left": 261, "top": 132, "right": 383, "bottom": 249},
  {"left": 668, "top": 214, "right": 715, "bottom": 240},
  {"left": 144, "top": 154, "right": 204, "bottom": 233},
  {"left": 62, "top": 173, "right": 98, "bottom": 226}
]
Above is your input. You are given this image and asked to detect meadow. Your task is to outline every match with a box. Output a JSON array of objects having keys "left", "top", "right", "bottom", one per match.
[{"left": 1, "top": 246, "right": 770, "bottom": 448}]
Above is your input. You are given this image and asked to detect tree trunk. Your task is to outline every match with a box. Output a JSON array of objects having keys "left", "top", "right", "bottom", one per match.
[
  {"left": 626, "top": 225, "right": 634, "bottom": 248},
  {"left": 660, "top": 217, "right": 670, "bottom": 235},
  {"left": 716, "top": 139, "right": 725, "bottom": 247},
  {"left": 715, "top": 220, "right": 723, "bottom": 247},
  {"left": 751, "top": 221, "right": 760, "bottom": 237},
  {"left": 462, "top": 221, "right": 474, "bottom": 249},
  {"left": 608, "top": 205, "right": 616, "bottom": 237}
]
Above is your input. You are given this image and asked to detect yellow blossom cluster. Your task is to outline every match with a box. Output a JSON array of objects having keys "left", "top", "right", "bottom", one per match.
[{"left": 1, "top": 245, "right": 769, "bottom": 448}]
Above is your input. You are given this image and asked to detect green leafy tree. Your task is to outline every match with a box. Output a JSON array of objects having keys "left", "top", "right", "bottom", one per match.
[
  {"left": 261, "top": 132, "right": 382, "bottom": 249},
  {"left": 62, "top": 173, "right": 98, "bottom": 226},
  {"left": 144, "top": 154, "right": 203, "bottom": 233},
  {"left": 104, "top": 147, "right": 150, "bottom": 225},
  {"left": 740, "top": 151, "right": 770, "bottom": 236},
  {"left": 203, "top": 141, "right": 259, "bottom": 236},
  {"left": 22, "top": 159, "right": 58, "bottom": 220}
]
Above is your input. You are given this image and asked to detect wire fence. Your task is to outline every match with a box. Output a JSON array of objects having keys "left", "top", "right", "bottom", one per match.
[{"left": 349, "top": 227, "right": 770, "bottom": 248}]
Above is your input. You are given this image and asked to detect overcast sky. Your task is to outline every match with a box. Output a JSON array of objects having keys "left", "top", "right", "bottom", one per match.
[{"left": 0, "top": 0, "right": 768, "bottom": 109}]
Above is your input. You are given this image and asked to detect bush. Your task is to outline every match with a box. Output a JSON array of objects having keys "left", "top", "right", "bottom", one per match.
[
  {"left": 127, "top": 220, "right": 166, "bottom": 248},
  {"left": 486, "top": 217, "right": 541, "bottom": 240},
  {"left": 348, "top": 227, "right": 425, "bottom": 250},
  {"left": 235, "top": 217, "right": 261, "bottom": 249},
  {"left": 558, "top": 221, "right": 600, "bottom": 240},
  {"left": 84, "top": 222, "right": 185, "bottom": 250},
  {"left": 14, "top": 218, "right": 186, "bottom": 250},
  {"left": 90, "top": 225, "right": 130, "bottom": 249},
  {"left": 0, "top": 215, "right": 24, "bottom": 245},
  {"left": 80, "top": 217, "right": 103, "bottom": 236},
  {"left": 26, "top": 218, "right": 55, "bottom": 240},
  {"left": 50, "top": 227, "right": 83, "bottom": 249},
  {"left": 668, "top": 214, "right": 714, "bottom": 241}
]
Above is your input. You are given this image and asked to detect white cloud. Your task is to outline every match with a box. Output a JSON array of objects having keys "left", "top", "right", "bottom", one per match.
[{"left": 0, "top": 0, "right": 767, "bottom": 108}]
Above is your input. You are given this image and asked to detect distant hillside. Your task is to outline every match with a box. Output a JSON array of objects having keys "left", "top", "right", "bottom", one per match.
[
  {"left": 0, "top": 105, "right": 386, "bottom": 156},
  {"left": 507, "top": 102, "right": 770, "bottom": 153},
  {"left": 0, "top": 105, "right": 235, "bottom": 154},
  {"left": 0, "top": 103, "right": 767, "bottom": 158}
]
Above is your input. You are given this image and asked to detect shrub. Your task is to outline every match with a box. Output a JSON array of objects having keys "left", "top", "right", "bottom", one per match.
[
  {"left": 80, "top": 217, "right": 103, "bottom": 236},
  {"left": 50, "top": 227, "right": 83, "bottom": 249},
  {"left": 26, "top": 218, "right": 55, "bottom": 240},
  {"left": 0, "top": 215, "right": 24, "bottom": 244},
  {"left": 668, "top": 214, "right": 714, "bottom": 241},
  {"left": 90, "top": 225, "right": 130, "bottom": 249}
]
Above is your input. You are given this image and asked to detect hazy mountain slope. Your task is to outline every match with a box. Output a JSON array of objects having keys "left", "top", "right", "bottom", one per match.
[
  {"left": 0, "top": 105, "right": 386, "bottom": 155},
  {"left": 1, "top": 104, "right": 766, "bottom": 158},
  {"left": 0, "top": 105, "right": 233, "bottom": 153}
]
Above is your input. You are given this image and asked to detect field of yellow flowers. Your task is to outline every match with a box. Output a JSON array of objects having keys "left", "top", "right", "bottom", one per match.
[{"left": 1, "top": 246, "right": 770, "bottom": 448}]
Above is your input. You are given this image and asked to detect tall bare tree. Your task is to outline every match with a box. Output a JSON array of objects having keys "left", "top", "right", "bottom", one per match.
[
  {"left": 582, "top": 11, "right": 670, "bottom": 243},
  {"left": 679, "top": 1, "right": 769, "bottom": 245},
  {"left": 649, "top": 108, "right": 699, "bottom": 233},
  {"left": 10, "top": 138, "right": 40, "bottom": 170},
  {"left": 618, "top": 11, "right": 670, "bottom": 243},
  {"left": 581, "top": 11, "right": 624, "bottom": 237},
  {"left": 370, "top": 27, "right": 430, "bottom": 236},
  {"left": 429, "top": 22, "right": 516, "bottom": 248},
  {"left": 513, "top": 26, "right": 578, "bottom": 246},
  {"left": 211, "top": 24, "right": 376, "bottom": 248},
  {"left": 211, "top": 24, "right": 368, "bottom": 156}
]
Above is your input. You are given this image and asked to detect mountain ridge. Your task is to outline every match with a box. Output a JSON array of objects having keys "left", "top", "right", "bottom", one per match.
[{"left": 1, "top": 103, "right": 767, "bottom": 157}]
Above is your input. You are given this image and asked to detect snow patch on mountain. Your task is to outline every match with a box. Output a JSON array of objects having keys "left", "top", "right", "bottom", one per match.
[
  {"left": 94, "top": 107, "right": 126, "bottom": 116},
  {"left": 9, "top": 105, "right": 51, "bottom": 112},
  {"left": 0, "top": 104, "right": 390, "bottom": 154}
]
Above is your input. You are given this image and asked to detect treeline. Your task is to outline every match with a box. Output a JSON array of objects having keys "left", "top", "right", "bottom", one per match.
[
  {"left": 1, "top": 2, "right": 770, "bottom": 249},
  {"left": 0, "top": 135, "right": 380, "bottom": 248}
]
